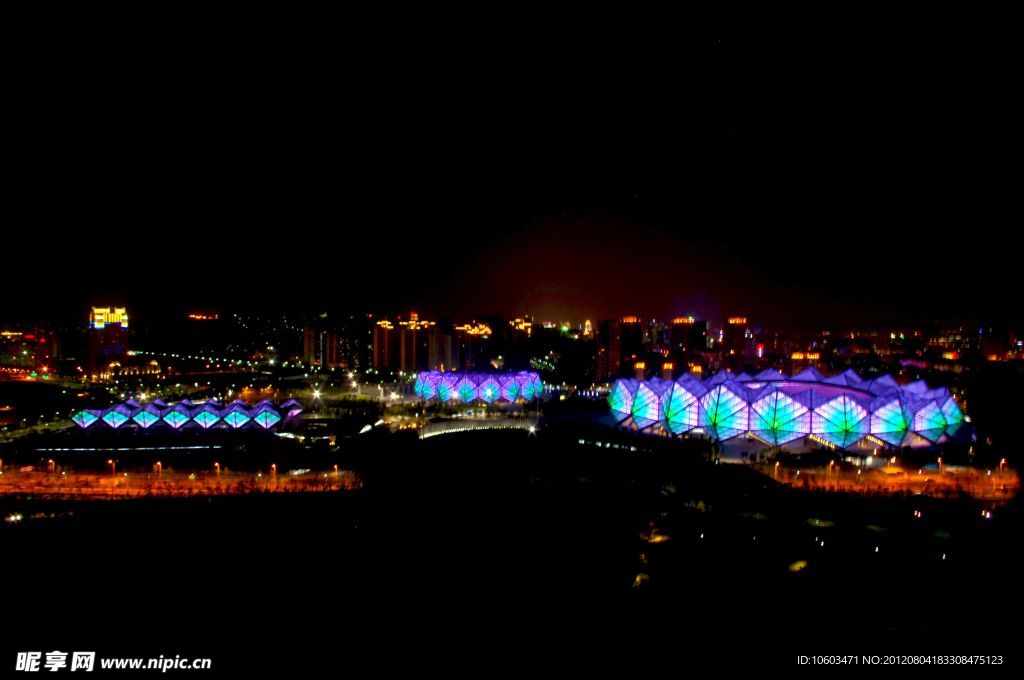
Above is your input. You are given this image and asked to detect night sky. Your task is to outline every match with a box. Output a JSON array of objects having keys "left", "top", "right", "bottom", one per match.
[{"left": 5, "top": 35, "right": 1017, "bottom": 326}]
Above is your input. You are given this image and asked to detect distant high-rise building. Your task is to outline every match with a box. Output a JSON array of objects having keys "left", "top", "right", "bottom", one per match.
[
  {"left": 596, "top": 320, "right": 622, "bottom": 380},
  {"left": 670, "top": 316, "right": 694, "bottom": 356},
  {"left": 308, "top": 313, "right": 375, "bottom": 371},
  {"left": 428, "top": 329, "right": 453, "bottom": 373},
  {"left": 303, "top": 325, "right": 317, "bottom": 365},
  {"left": 619, "top": 316, "right": 644, "bottom": 363},
  {"left": 453, "top": 321, "right": 491, "bottom": 371},
  {"left": 87, "top": 306, "right": 128, "bottom": 374},
  {"left": 723, "top": 316, "right": 751, "bottom": 356},
  {"left": 373, "top": 312, "right": 439, "bottom": 372},
  {"left": 373, "top": 319, "right": 395, "bottom": 369},
  {"left": 660, "top": 362, "right": 674, "bottom": 380}
]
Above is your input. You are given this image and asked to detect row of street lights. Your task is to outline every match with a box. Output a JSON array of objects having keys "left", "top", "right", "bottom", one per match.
[{"left": 20, "top": 458, "right": 346, "bottom": 481}]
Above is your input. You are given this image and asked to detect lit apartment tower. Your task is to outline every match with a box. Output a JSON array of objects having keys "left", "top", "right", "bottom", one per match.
[
  {"left": 452, "top": 321, "right": 492, "bottom": 371},
  {"left": 660, "top": 362, "right": 674, "bottom": 380},
  {"left": 397, "top": 313, "right": 436, "bottom": 373},
  {"left": 324, "top": 332, "right": 339, "bottom": 367},
  {"left": 689, "top": 319, "right": 710, "bottom": 352},
  {"left": 723, "top": 316, "right": 751, "bottom": 356},
  {"left": 373, "top": 313, "right": 439, "bottom": 372},
  {"left": 633, "top": 361, "right": 647, "bottom": 381},
  {"left": 373, "top": 319, "right": 395, "bottom": 369},
  {"left": 669, "top": 316, "right": 695, "bottom": 359},
  {"left": 788, "top": 351, "right": 822, "bottom": 374},
  {"left": 303, "top": 325, "right": 317, "bottom": 365},
  {"left": 335, "top": 314, "right": 375, "bottom": 371},
  {"left": 303, "top": 324, "right": 340, "bottom": 368},
  {"left": 87, "top": 306, "right": 129, "bottom": 373},
  {"left": 620, "top": 316, "right": 644, "bottom": 363},
  {"left": 427, "top": 330, "right": 453, "bottom": 372}
]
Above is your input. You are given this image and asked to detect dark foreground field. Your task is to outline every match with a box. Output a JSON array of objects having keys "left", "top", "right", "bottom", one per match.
[{"left": 3, "top": 427, "right": 1022, "bottom": 673}]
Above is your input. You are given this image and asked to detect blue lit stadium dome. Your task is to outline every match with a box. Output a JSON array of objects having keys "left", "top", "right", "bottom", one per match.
[{"left": 608, "top": 368, "right": 966, "bottom": 450}]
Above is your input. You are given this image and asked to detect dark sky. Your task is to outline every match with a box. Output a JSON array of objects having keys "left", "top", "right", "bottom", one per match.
[{"left": 5, "top": 32, "right": 1018, "bottom": 327}]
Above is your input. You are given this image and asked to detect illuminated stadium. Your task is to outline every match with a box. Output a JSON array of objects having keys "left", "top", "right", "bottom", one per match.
[
  {"left": 608, "top": 368, "right": 967, "bottom": 451},
  {"left": 71, "top": 398, "right": 304, "bottom": 431},
  {"left": 414, "top": 371, "right": 543, "bottom": 403}
]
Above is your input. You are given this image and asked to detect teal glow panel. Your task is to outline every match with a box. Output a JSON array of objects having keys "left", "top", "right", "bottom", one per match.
[
  {"left": 661, "top": 383, "right": 700, "bottom": 434},
  {"left": 608, "top": 380, "right": 635, "bottom": 422},
  {"left": 437, "top": 375, "right": 458, "bottom": 401},
  {"left": 530, "top": 374, "right": 543, "bottom": 398},
  {"left": 72, "top": 410, "right": 99, "bottom": 428},
  {"left": 102, "top": 409, "right": 129, "bottom": 428},
  {"left": 940, "top": 397, "right": 965, "bottom": 436},
  {"left": 912, "top": 400, "right": 947, "bottom": 443},
  {"left": 478, "top": 376, "right": 500, "bottom": 403},
  {"left": 870, "top": 397, "right": 910, "bottom": 446},
  {"left": 455, "top": 376, "right": 478, "bottom": 402},
  {"left": 223, "top": 411, "right": 250, "bottom": 428},
  {"left": 750, "top": 390, "right": 810, "bottom": 446},
  {"left": 419, "top": 374, "right": 440, "bottom": 401},
  {"left": 163, "top": 409, "right": 189, "bottom": 429},
  {"left": 132, "top": 409, "right": 159, "bottom": 429},
  {"left": 518, "top": 374, "right": 536, "bottom": 401},
  {"left": 699, "top": 385, "right": 749, "bottom": 441},
  {"left": 630, "top": 382, "right": 662, "bottom": 429},
  {"left": 254, "top": 410, "right": 281, "bottom": 429},
  {"left": 813, "top": 394, "right": 869, "bottom": 448},
  {"left": 193, "top": 410, "right": 220, "bottom": 429},
  {"left": 499, "top": 375, "right": 521, "bottom": 402}
]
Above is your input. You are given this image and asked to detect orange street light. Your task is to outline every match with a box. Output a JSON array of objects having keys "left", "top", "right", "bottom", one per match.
[{"left": 107, "top": 459, "right": 116, "bottom": 475}]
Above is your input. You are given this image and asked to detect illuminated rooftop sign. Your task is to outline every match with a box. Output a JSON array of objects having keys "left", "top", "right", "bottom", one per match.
[{"left": 90, "top": 307, "right": 128, "bottom": 330}]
